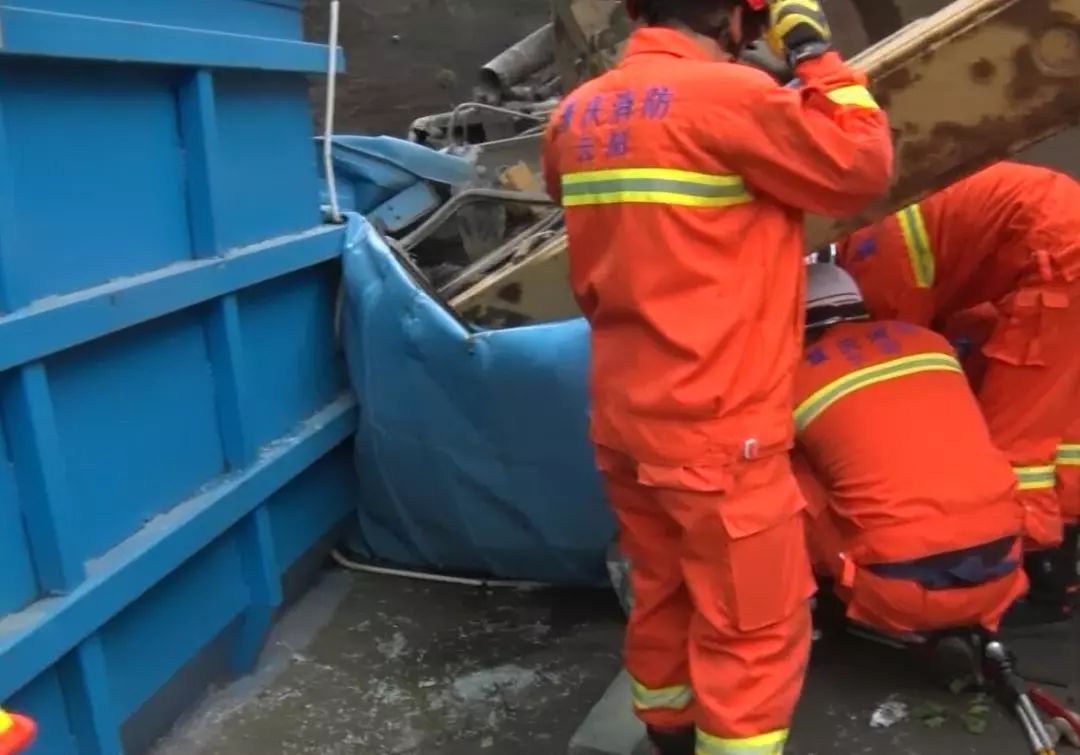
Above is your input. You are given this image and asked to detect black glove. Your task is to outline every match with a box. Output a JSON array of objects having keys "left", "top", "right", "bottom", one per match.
[{"left": 767, "top": 0, "right": 832, "bottom": 65}]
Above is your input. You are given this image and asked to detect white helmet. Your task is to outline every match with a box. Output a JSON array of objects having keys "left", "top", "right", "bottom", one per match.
[{"left": 805, "top": 262, "right": 867, "bottom": 330}]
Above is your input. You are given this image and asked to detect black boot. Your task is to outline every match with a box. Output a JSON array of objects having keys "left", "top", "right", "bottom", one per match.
[
  {"left": 1006, "top": 532, "right": 1079, "bottom": 626},
  {"left": 1062, "top": 523, "right": 1080, "bottom": 608},
  {"left": 646, "top": 725, "right": 695, "bottom": 755}
]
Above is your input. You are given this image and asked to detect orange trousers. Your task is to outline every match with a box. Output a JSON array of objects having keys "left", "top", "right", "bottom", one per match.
[
  {"left": 802, "top": 501, "right": 1027, "bottom": 635},
  {"left": 597, "top": 448, "right": 814, "bottom": 748},
  {"left": 968, "top": 281, "right": 1080, "bottom": 545}
]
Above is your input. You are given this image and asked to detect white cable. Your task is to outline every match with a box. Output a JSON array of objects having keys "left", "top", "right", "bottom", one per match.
[
  {"left": 323, "top": 0, "right": 343, "bottom": 223},
  {"left": 331, "top": 548, "right": 553, "bottom": 590}
]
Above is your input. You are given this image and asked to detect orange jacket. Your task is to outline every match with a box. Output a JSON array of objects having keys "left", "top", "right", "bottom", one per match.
[
  {"left": 542, "top": 27, "right": 892, "bottom": 466},
  {"left": 794, "top": 321, "right": 1024, "bottom": 567},
  {"left": 836, "top": 161, "right": 1080, "bottom": 327},
  {"left": 0, "top": 710, "right": 35, "bottom": 755}
]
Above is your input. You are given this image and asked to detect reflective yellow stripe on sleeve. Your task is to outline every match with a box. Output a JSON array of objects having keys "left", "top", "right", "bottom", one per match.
[
  {"left": 1056, "top": 444, "right": 1080, "bottom": 466},
  {"left": 825, "top": 84, "right": 880, "bottom": 110},
  {"left": 0, "top": 710, "right": 12, "bottom": 735},
  {"left": 561, "top": 168, "right": 753, "bottom": 208},
  {"left": 630, "top": 677, "right": 693, "bottom": 712},
  {"left": 697, "top": 727, "right": 789, "bottom": 755},
  {"left": 1014, "top": 465, "right": 1057, "bottom": 491},
  {"left": 794, "top": 352, "right": 963, "bottom": 433},
  {"left": 896, "top": 202, "right": 936, "bottom": 288}
]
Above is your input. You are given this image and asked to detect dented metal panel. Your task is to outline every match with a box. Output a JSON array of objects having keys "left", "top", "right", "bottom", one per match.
[{"left": 457, "top": 0, "right": 1080, "bottom": 327}]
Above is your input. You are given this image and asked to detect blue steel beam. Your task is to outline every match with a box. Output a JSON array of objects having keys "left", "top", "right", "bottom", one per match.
[
  {"left": 0, "top": 393, "right": 358, "bottom": 701},
  {"left": 0, "top": 224, "right": 346, "bottom": 373},
  {"left": 0, "top": 6, "right": 346, "bottom": 74},
  {"left": 1, "top": 365, "right": 84, "bottom": 593},
  {"left": 179, "top": 67, "right": 286, "bottom": 672},
  {"left": 57, "top": 638, "right": 123, "bottom": 755}
]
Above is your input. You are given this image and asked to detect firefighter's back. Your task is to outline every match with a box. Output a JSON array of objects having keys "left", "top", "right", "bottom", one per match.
[{"left": 795, "top": 320, "right": 1022, "bottom": 563}]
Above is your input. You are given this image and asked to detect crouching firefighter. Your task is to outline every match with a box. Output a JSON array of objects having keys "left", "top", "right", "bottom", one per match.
[
  {"left": 542, "top": 0, "right": 893, "bottom": 751},
  {"left": 792, "top": 264, "right": 1029, "bottom": 637},
  {"left": 835, "top": 161, "right": 1080, "bottom": 620}
]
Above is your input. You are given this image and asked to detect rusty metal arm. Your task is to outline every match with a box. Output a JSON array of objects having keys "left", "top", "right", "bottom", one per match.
[{"left": 455, "top": 0, "right": 1080, "bottom": 327}]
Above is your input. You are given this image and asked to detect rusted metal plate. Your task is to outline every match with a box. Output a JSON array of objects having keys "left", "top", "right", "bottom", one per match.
[{"left": 456, "top": 0, "right": 1080, "bottom": 327}]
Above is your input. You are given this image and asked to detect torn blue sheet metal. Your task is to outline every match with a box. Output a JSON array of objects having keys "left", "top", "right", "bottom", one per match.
[
  {"left": 341, "top": 215, "right": 613, "bottom": 585},
  {"left": 320, "top": 135, "right": 475, "bottom": 231}
]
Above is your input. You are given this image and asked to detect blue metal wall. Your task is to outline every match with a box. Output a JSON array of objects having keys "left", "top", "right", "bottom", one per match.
[{"left": 0, "top": 2, "right": 358, "bottom": 752}]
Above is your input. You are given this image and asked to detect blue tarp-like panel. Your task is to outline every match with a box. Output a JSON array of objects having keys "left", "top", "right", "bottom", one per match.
[{"left": 341, "top": 215, "right": 613, "bottom": 585}]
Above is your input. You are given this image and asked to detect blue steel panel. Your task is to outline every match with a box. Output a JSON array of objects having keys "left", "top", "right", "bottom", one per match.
[
  {"left": 0, "top": 396, "right": 356, "bottom": 702},
  {"left": 0, "top": 7, "right": 342, "bottom": 74},
  {"left": 0, "top": 59, "right": 192, "bottom": 308},
  {"left": 0, "top": 403, "right": 41, "bottom": 615},
  {"left": 7, "top": 669, "right": 79, "bottom": 754},
  {"left": 14, "top": 0, "right": 305, "bottom": 38},
  {"left": 238, "top": 266, "right": 345, "bottom": 449},
  {"left": 213, "top": 72, "right": 323, "bottom": 251},
  {"left": 101, "top": 536, "right": 247, "bottom": 719},
  {"left": 0, "top": 226, "right": 346, "bottom": 374},
  {"left": 0, "top": 2, "right": 354, "bottom": 749},
  {"left": 268, "top": 444, "right": 355, "bottom": 569},
  {"left": 47, "top": 310, "right": 226, "bottom": 560}
]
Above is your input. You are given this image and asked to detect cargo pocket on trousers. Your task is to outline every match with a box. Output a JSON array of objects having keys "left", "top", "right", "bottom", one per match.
[
  {"left": 720, "top": 469, "right": 813, "bottom": 632},
  {"left": 984, "top": 288, "right": 1069, "bottom": 367}
]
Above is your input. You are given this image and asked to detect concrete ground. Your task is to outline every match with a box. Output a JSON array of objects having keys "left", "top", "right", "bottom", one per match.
[{"left": 154, "top": 567, "right": 1080, "bottom": 755}]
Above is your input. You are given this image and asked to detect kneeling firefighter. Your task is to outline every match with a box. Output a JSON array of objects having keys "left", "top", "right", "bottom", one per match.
[
  {"left": 542, "top": 0, "right": 893, "bottom": 751},
  {"left": 793, "top": 264, "right": 1029, "bottom": 636}
]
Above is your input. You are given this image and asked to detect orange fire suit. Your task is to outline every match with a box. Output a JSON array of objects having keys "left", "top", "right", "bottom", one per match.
[
  {"left": 0, "top": 710, "right": 35, "bottom": 755},
  {"left": 542, "top": 26, "right": 892, "bottom": 750},
  {"left": 836, "top": 162, "right": 1080, "bottom": 549},
  {"left": 792, "top": 321, "right": 1028, "bottom": 635}
]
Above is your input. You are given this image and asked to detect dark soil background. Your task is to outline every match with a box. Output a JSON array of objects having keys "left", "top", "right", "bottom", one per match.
[{"left": 304, "top": 0, "right": 551, "bottom": 136}]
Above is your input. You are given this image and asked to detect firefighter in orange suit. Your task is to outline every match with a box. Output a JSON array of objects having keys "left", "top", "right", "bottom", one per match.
[
  {"left": 0, "top": 709, "right": 36, "bottom": 755},
  {"left": 835, "top": 161, "right": 1080, "bottom": 620},
  {"left": 792, "top": 264, "right": 1028, "bottom": 636},
  {"left": 542, "top": 0, "right": 893, "bottom": 750}
]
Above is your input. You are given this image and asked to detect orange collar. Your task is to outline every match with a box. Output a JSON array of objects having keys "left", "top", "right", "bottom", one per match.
[{"left": 621, "top": 26, "right": 724, "bottom": 63}]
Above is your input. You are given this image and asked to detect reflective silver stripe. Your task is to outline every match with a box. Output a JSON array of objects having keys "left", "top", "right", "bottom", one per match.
[
  {"left": 560, "top": 168, "right": 752, "bottom": 208},
  {"left": 1014, "top": 465, "right": 1056, "bottom": 491},
  {"left": 1057, "top": 444, "right": 1080, "bottom": 466},
  {"left": 697, "top": 728, "right": 789, "bottom": 755},
  {"left": 630, "top": 677, "right": 693, "bottom": 711}
]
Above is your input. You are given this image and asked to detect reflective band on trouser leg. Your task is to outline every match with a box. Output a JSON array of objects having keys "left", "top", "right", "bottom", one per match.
[
  {"left": 1014, "top": 465, "right": 1057, "bottom": 491},
  {"left": 824, "top": 85, "right": 880, "bottom": 110},
  {"left": 561, "top": 168, "right": 753, "bottom": 208},
  {"left": 630, "top": 676, "right": 694, "bottom": 713},
  {"left": 1057, "top": 444, "right": 1080, "bottom": 520},
  {"left": 697, "top": 728, "right": 789, "bottom": 755},
  {"left": 1057, "top": 444, "right": 1080, "bottom": 467},
  {"left": 794, "top": 352, "right": 962, "bottom": 433},
  {"left": 896, "top": 202, "right": 935, "bottom": 288}
]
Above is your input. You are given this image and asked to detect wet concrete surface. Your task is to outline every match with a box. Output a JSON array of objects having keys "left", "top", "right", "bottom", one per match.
[
  {"left": 155, "top": 566, "right": 1079, "bottom": 755},
  {"left": 154, "top": 570, "right": 625, "bottom": 755}
]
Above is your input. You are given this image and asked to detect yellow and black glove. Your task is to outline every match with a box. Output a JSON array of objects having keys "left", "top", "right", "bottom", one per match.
[{"left": 766, "top": 0, "right": 832, "bottom": 66}]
